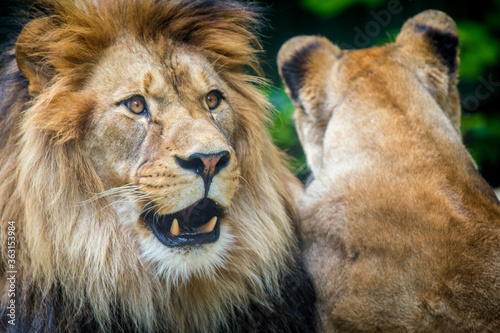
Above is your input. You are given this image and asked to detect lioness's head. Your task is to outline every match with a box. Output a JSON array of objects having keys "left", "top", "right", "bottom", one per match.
[{"left": 278, "top": 10, "right": 460, "bottom": 177}]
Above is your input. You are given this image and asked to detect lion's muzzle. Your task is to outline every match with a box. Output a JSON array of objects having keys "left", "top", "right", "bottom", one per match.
[{"left": 176, "top": 150, "right": 230, "bottom": 197}]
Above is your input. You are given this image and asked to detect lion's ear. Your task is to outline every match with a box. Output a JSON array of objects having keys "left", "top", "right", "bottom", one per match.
[
  {"left": 16, "top": 17, "right": 56, "bottom": 96},
  {"left": 278, "top": 36, "right": 341, "bottom": 103},
  {"left": 396, "top": 10, "right": 459, "bottom": 75}
]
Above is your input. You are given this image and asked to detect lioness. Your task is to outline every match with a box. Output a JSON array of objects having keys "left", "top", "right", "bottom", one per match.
[{"left": 278, "top": 10, "right": 500, "bottom": 332}]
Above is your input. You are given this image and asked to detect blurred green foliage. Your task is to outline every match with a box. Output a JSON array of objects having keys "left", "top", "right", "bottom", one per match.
[
  {"left": 462, "top": 114, "right": 500, "bottom": 167},
  {"left": 265, "top": 0, "right": 500, "bottom": 187},
  {"left": 458, "top": 22, "right": 500, "bottom": 80},
  {"left": 300, "top": 0, "right": 385, "bottom": 17},
  {"left": 267, "top": 88, "right": 309, "bottom": 178}
]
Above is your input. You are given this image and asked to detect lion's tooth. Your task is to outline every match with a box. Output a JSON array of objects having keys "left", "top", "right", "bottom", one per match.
[
  {"left": 199, "top": 216, "right": 217, "bottom": 233},
  {"left": 171, "top": 218, "right": 180, "bottom": 236}
]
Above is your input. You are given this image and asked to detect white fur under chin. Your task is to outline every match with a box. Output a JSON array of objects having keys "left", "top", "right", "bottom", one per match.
[
  {"left": 140, "top": 224, "right": 235, "bottom": 282},
  {"left": 111, "top": 196, "right": 236, "bottom": 282}
]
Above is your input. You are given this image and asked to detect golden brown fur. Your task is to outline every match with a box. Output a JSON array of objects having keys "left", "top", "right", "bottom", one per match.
[
  {"left": 0, "top": 0, "right": 316, "bottom": 332},
  {"left": 279, "top": 10, "right": 500, "bottom": 332}
]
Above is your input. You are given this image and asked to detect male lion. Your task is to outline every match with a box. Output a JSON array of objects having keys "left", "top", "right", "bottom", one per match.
[
  {"left": 278, "top": 10, "right": 500, "bottom": 332},
  {"left": 0, "top": 0, "right": 317, "bottom": 331}
]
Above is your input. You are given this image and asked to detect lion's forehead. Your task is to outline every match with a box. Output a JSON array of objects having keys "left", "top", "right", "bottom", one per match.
[{"left": 90, "top": 41, "right": 218, "bottom": 105}]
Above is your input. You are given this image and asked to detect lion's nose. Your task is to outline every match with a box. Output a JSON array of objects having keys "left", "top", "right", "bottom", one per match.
[{"left": 176, "top": 151, "right": 230, "bottom": 196}]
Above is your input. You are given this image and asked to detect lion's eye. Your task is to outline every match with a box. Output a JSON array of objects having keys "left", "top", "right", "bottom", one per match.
[
  {"left": 122, "top": 95, "right": 148, "bottom": 115},
  {"left": 205, "top": 90, "right": 222, "bottom": 110}
]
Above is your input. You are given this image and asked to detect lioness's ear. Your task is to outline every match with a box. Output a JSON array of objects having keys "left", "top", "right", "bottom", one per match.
[
  {"left": 16, "top": 17, "right": 56, "bottom": 96},
  {"left": 278, "top": 36, "right": 341, "bottom": 103},
  {"left": 396, "top": 10, "right": 459, "bottom": 75}
]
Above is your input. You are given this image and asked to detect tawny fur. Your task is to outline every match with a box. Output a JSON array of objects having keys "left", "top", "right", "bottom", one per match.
[
  {"left": 0, "top": 1, "right": 315, "bottom": 332},
  {"left": 279, "top": 10, "right": 500, "bottom": 333}
]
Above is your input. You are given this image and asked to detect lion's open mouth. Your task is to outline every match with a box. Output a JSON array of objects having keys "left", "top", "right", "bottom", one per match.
[{"left": 142, "top": 198, "right": 223, "bottom": 247}]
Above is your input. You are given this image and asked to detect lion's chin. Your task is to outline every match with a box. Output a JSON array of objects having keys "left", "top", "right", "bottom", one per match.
[
  {"left": 142, "top": 198, "right": 223, "bottom": 247},
  {"left": 140, "top": 222, "right": 235, "bottom": 281}
]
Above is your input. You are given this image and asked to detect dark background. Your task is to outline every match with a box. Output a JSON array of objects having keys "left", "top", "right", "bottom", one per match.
[{"left": 1, "top": 0, "right": 499, "bottom": 186}]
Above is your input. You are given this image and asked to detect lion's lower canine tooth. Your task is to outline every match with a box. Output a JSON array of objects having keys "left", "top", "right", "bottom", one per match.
[
  {"left": 171, "top": 218, "right": 180, "bottom": 236},
  {"left": 200, "top": 216, "right": 217, "bottom": 233}
]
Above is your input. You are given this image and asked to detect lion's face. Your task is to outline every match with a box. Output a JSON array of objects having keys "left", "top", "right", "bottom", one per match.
[{"left": 83, "top": 40, "right": 239, "bottom": 273}]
